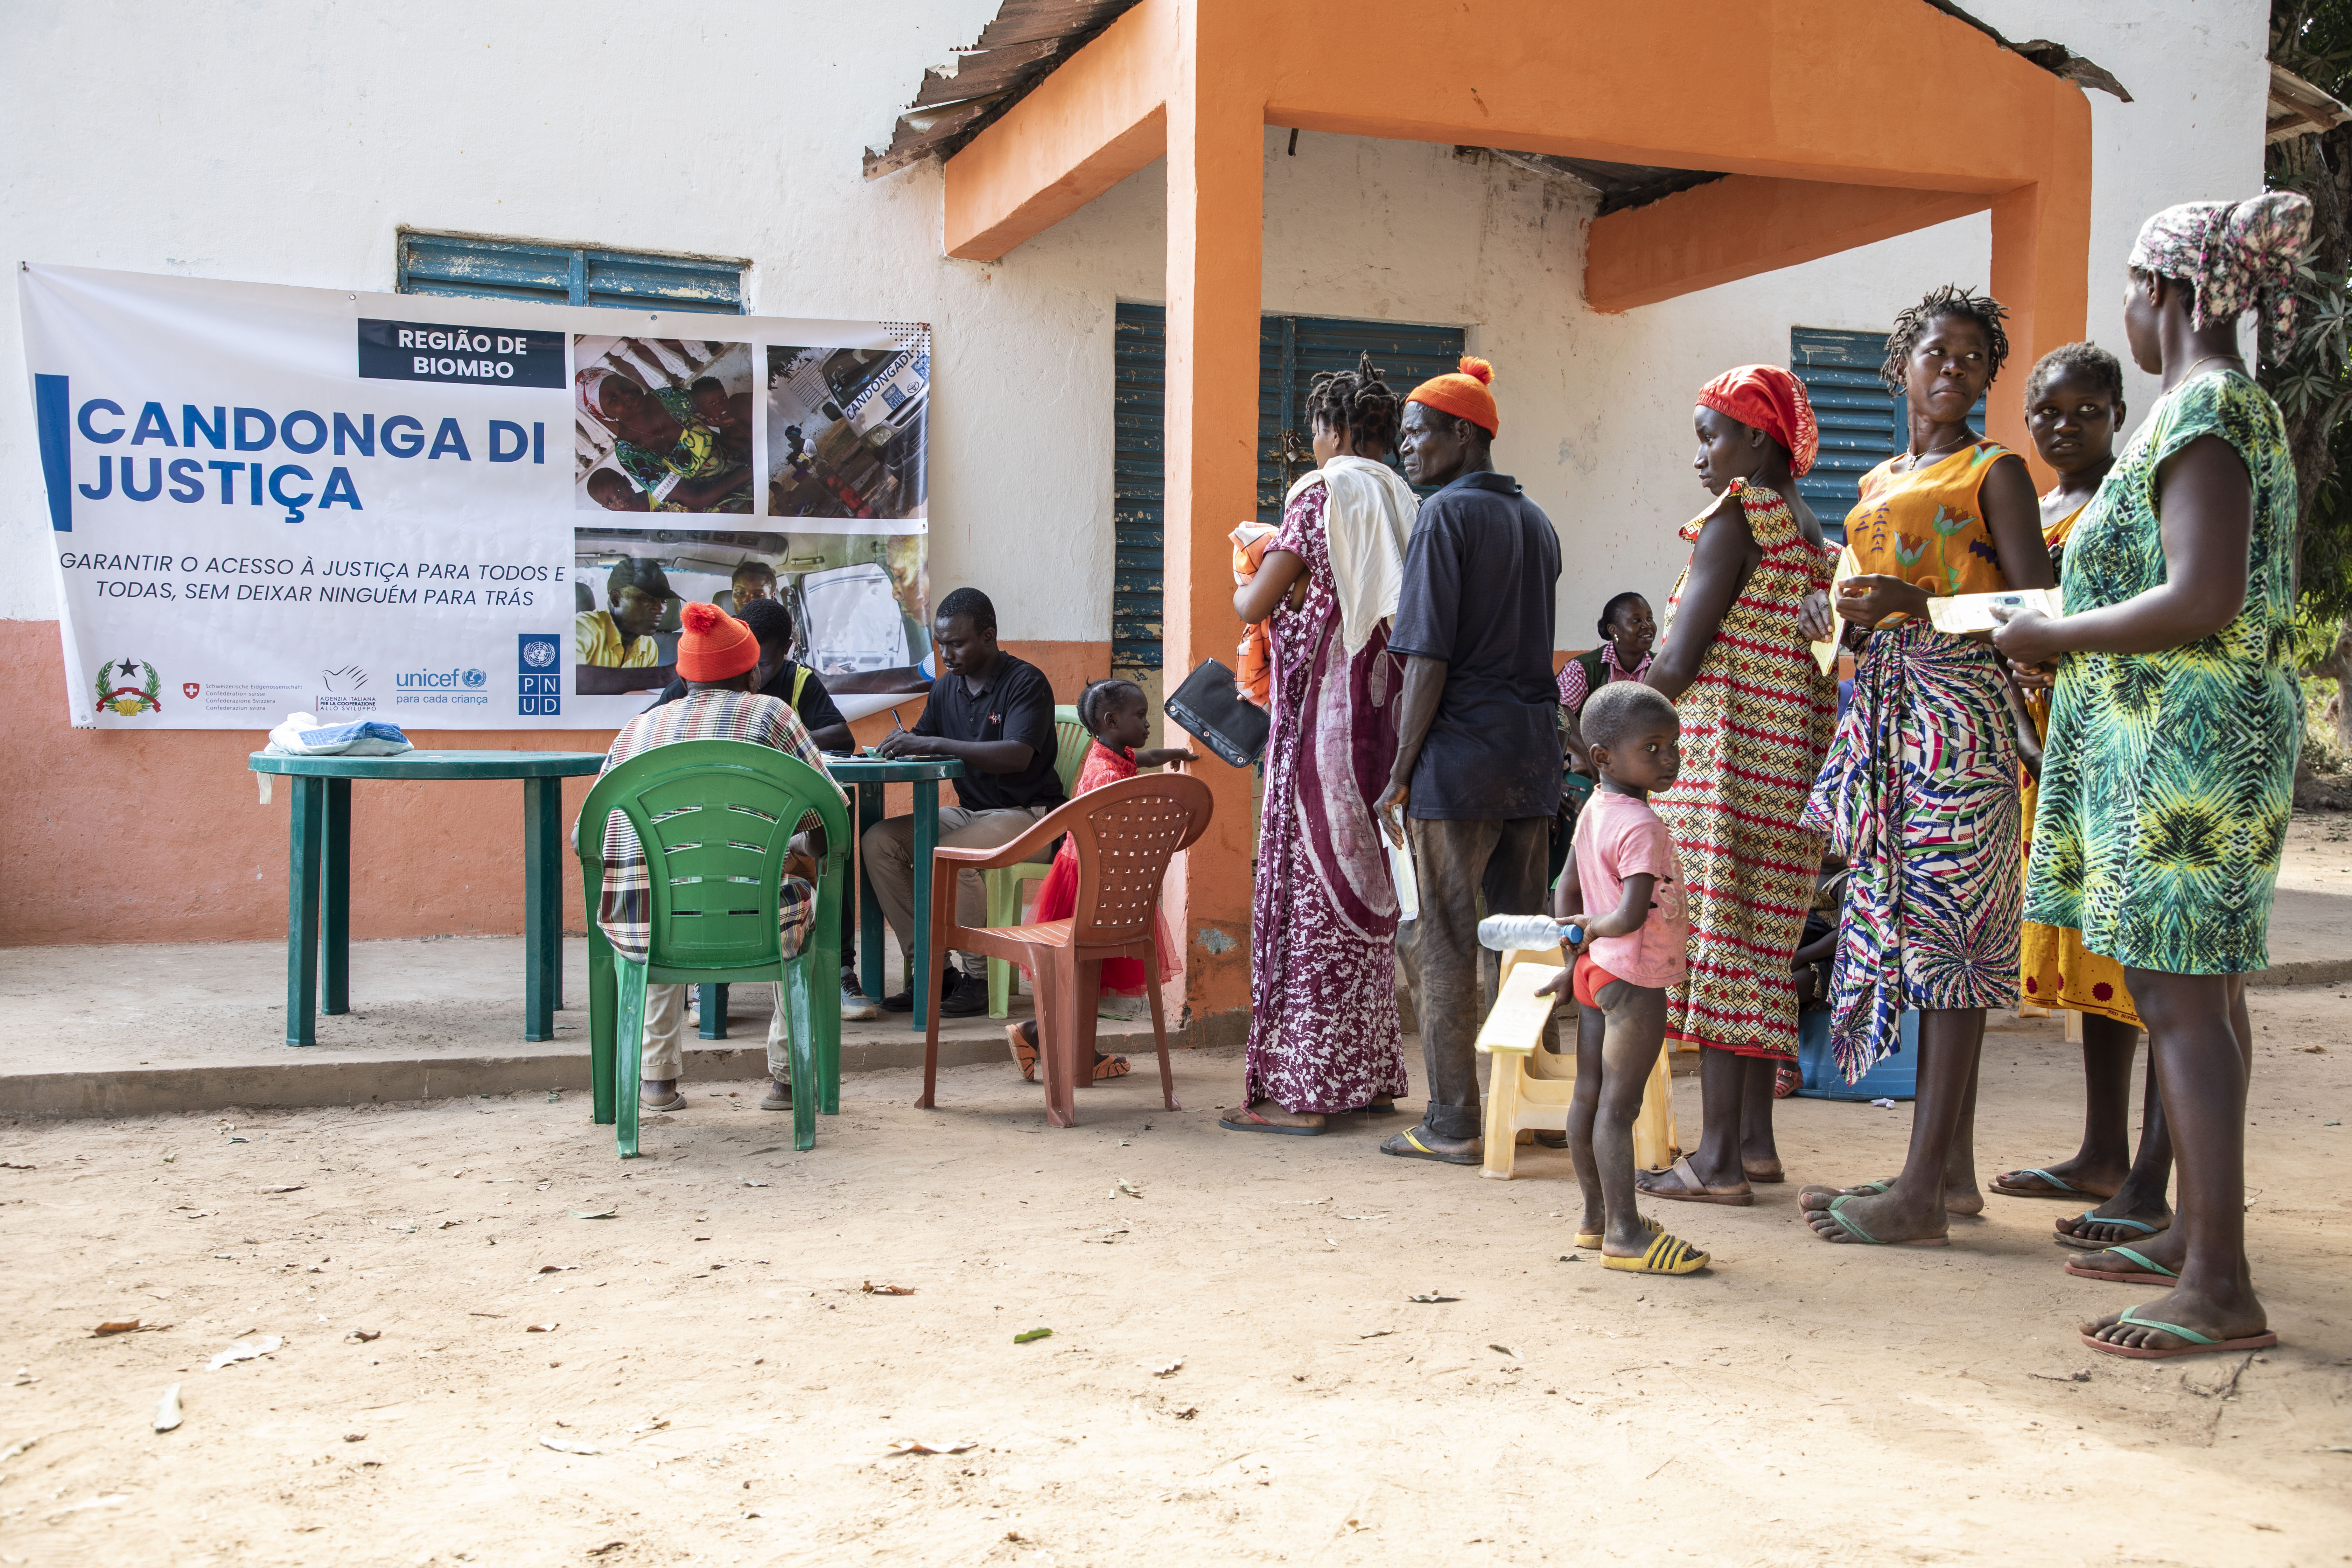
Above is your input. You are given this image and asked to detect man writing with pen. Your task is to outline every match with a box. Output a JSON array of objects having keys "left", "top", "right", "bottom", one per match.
[{"left": 861, "top": 587, "right": 1068, "bottom": 1016}]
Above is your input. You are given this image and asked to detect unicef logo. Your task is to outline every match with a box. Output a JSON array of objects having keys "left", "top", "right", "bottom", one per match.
[
  {"left": 462, "top": 668, "right": 486, "bottom": 688},
  {"left": 523, "top": 641, "right": 555, "bottom": 669}
]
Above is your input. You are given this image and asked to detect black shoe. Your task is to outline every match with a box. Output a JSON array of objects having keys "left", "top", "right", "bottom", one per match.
[
  {"left": 938, "top": 969, "right": 990, "bottom": 1017},
  {"left": 880, "top": 968, "right": 955, "bottom": 1014}
]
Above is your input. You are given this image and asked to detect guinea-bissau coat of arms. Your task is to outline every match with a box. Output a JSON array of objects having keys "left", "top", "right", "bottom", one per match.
[{"left": 96, "top": 655, "right": 164, "bottom": 716}]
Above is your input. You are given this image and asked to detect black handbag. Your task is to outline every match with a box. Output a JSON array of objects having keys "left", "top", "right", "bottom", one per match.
[{"left": 1163, "top": 658, "right": 1270, "bottom": 768}]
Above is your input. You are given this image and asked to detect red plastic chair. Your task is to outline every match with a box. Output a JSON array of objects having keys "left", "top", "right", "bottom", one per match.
[{"left": 916, "top": 771, "right": 1214, "bottom": 1126}]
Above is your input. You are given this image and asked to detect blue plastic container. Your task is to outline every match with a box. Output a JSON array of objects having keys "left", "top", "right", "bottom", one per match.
[{"left": 1795, "top": 1008, "right": 1919, "bottom": 1101}]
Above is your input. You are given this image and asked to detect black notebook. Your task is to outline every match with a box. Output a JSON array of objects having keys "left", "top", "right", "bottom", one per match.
[{"left": 1163, "top": 658, "right": 1269, "bottom": 769}]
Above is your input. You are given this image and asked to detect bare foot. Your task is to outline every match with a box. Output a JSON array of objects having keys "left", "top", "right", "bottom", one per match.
[
  {"left": 2082, "top": 1283, "right": 2269, "bottom": 1353},
  {"left": 1800, "top": 1182, "right": 1946, "bottom": 1244}
]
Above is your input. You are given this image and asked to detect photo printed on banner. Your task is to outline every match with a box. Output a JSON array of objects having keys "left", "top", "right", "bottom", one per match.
[
  {"left": 573, "top": 337, "right": 757, "bottom": 515},
  {"left": 571, "top": 525, "right": 930, "bottom": 707},
  {"left": 765, "top": 328, "right": 928, "bottom": 523}
]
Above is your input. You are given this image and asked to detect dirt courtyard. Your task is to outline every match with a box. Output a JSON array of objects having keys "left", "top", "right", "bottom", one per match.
[{"left": 4, "top": 993, "right": 2349, "bottom": 1568}]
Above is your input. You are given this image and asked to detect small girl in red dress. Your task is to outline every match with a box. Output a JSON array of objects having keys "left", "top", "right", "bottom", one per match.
[{"left": 1007, "top": 678, "right": 1196, "bottom": 1083}]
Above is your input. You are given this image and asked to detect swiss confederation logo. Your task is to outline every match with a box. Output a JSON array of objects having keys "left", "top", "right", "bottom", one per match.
[{"left": 518, "top": 634, "right": 561, "bottom": 717}]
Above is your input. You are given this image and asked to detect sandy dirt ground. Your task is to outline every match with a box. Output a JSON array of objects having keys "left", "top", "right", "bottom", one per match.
[{"left": 4, "top": 989, "right": 2350, "bottom": 1568}]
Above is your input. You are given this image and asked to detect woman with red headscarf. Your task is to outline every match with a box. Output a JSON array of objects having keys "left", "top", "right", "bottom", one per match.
[{"left": 1634, "top": 366, "right": 1840, "bottom": 1206}]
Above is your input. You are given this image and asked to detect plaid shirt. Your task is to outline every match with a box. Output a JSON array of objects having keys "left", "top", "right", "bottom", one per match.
[{"left": 593, "top": 688, "right": 845, "bottom": 965}]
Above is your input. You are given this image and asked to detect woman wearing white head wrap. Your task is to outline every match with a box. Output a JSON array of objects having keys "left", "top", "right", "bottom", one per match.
[{"left": 1994, "top": 192, "right": 2315, "bottom": 1362}]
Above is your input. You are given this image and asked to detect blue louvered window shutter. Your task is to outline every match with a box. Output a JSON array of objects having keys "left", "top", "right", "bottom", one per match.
[
  {"left": 398, "top": 231, "right": 744, "bottom": 314},
  {"left": 1791, "top": 327, "right": 1988, "bottom": 542},
  {"left": 1113, "top": 308, "right": 1464, "bottom": 673}
]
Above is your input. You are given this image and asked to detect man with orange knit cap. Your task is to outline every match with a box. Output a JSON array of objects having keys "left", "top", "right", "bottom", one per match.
[
  {"left": 1377, "top": 357, "right": 1562, "bottom": 1166},
  {"left": 587, "top": 601, "right": 846, "bottom": 1113}
]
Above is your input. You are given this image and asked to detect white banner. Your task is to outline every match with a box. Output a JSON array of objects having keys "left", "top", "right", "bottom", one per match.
[{"left": 21, "top": 264, "right": 932, "bottom": 730}]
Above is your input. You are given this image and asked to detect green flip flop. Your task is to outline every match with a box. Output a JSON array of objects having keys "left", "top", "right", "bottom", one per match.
[
  {"left": 1808, "top": 1193, "right": 1949, "bottom": 1248},
  {"left": 1990, "top": 1167, "right": 2102, "bottom": 1199},
  {"left": 2064, "top": 1245, "right": 2179, "bottom": 1285},
  {"left": 2081, "top": 1305, "right": 2277, "bottom": 1360},
  {"left": 2053, "top": 1209, "right": 2168, "bottom": 1250}
]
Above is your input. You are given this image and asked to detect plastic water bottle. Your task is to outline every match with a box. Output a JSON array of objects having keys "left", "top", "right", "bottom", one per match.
[{"left": 1477, "top": 914, "right": 1583, "bottom": 951}]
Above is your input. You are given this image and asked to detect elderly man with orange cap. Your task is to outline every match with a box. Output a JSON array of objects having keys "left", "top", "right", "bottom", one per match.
[
  {"left": 1377, "top": 357, "right": 1563, "bottom": 1166},
  {"left": 585, "top": 600, "right": 846, "bottom": 1113}
]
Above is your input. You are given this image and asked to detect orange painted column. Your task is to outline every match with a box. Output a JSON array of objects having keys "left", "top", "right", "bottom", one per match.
[
  {"left": 1988, "top": 91, "right": 2094, "bottom": 489},
  {"left": 1162, "top": 0, "right": 1264, "bottom": 1030}
]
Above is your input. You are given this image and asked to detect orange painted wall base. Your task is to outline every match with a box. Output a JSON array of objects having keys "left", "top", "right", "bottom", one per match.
[{"left": 1, "top": 619, "right": 1110, "bottom": 948}]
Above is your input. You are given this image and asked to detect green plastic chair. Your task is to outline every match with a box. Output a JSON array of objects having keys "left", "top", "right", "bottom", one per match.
[
  {"left": 985, "top": 705, "right": 1091, "bottom": 1018},
  {"left": 577, "top": 740, "right": 849, "bottom": 1158}
]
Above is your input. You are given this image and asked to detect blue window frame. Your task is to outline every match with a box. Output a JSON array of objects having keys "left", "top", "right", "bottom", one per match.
[
  {"left": 397, "top": 231, "right": 745, "bottom": 314},
  {"left": 1792, "top": 326, "right": 1987, "bottom": 541},
  {"left": 1112, "top": 306, "right": 1466, "bottom": 673}
]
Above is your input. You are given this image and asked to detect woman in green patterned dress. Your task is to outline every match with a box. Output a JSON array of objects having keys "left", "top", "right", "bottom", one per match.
[{"left": 1994, "top": 193, "right": 2311, "bottom": 1360}]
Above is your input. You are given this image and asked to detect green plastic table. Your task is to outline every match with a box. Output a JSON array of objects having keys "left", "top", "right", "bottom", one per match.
[
  {"left": 249, "top": 750, "right": 608, "bottom": 1046},
  {"left": 825, "top": 755, "right": 965, "bottom": 1030}
]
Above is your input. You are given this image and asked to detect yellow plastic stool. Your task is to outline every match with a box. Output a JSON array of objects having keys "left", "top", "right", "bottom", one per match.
[{"left": 1476, "top": 946, "right": 1678, "bottom": 1181}]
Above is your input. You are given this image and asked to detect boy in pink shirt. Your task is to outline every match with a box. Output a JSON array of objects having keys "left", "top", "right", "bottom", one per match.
[{"left": 1537, "top": 682, "right": 1706, "bottom": 1274}]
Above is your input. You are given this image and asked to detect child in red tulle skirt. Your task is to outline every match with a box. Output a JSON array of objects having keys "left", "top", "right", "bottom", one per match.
[{"left": 1007, "top": 678, "right": 1196, "bottom": 1084}]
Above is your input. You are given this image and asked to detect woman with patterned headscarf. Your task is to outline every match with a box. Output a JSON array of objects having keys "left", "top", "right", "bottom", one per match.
[
  {"left": 1994, "top": 192, "right": 2311, "bottom": 1361},
  {"left": 1630, "top": 366, "right": 1840, "bottom": 1209}
]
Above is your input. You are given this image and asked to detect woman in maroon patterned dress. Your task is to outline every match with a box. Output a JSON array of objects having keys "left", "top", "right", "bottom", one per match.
[{"left": 1222, "top": 357, "right": 1420, "bottom": 1134}]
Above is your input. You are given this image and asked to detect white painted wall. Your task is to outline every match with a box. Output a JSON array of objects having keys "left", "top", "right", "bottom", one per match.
[{"left": 0, "top": 0, "right": 2271, "bottom": 660}]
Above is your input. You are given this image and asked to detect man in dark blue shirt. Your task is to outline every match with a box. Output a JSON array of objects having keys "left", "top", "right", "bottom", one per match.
[
  {"left": 1378, "top": 362, "right": 1562, "bottom": 1164},
  {"left": 866, "top": 587, "right": 1068, "bottom": 1016}
]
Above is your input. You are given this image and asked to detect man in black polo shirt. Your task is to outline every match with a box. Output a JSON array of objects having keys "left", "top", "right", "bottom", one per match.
[
  {"left": 866, "top": 586, "right": 1068, "bottom": 1016},
  {"left": 1377, "top": 359, "right": 1562, "bottom": 1165}
]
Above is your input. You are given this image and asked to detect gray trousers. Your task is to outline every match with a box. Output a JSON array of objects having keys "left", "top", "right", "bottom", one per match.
[
  {"left": 861, "top": 805, "right": 1054, "bottom": 979},
  {"left": 1405, "top": 816, "right": 1556, "bottom": 1141}
]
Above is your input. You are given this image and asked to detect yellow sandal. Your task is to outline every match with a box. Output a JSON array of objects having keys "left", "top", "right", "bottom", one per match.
[
  {"left": 1574, "top": 1213, "right": 1661, "bottom": 1250},
  {"left": 1601, "top": 1232, "right": 1710, "bottom": 1275}
]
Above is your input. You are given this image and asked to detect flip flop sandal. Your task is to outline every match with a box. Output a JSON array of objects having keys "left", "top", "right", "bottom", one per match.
[
  {"left": 1085, "top": 1054, "right": 1131, "bottom": 1084},
  {"left": 1989, "top": 1167, "right": 2109, "bottom": 1200},
  {"left": 1602, "top": 1231, "right": 1710, "bottom": 1275},
  {"left": 1575, "top": 1213, "right": 1661, "bottom": 1251},
  {"left": 1005, "top": 1026, "right": 1038, "bottom": 1083},
  {"left": 1808, "top": 1193, "right": 1949, "bottom": 1247},
  {"left": 2053, "top": 1210, "right": 2169, "bottom": 1250},
  {"left": 1639, "top": 1154, "right": 1754, "bottom": 1206},
  {"left": 1744, "top": 1160, "right": 1787, "bottom": 1183},
  {"left": 1219, "top": 1105, "right": 1325, "bottom": 1137},
  {"left": 2080, "top": 1305, "right": 2278, "bottom": 1360},
  {"left": 2063, "top": 1246, "right": 2179, "bottom": 1286},
  {"left": 1379, "top": 1126, "right": 1481, "bottom": 1165}
]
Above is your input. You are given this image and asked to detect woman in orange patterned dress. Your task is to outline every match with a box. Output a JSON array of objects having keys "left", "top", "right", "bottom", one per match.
[{"left": 1635, "top": 366, "right": 1840, "bottom": 1207}]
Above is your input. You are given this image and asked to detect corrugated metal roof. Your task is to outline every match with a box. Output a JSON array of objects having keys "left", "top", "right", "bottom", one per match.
[{"left": 865, "top": 0, "right": 1142, "bottom": 178}]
